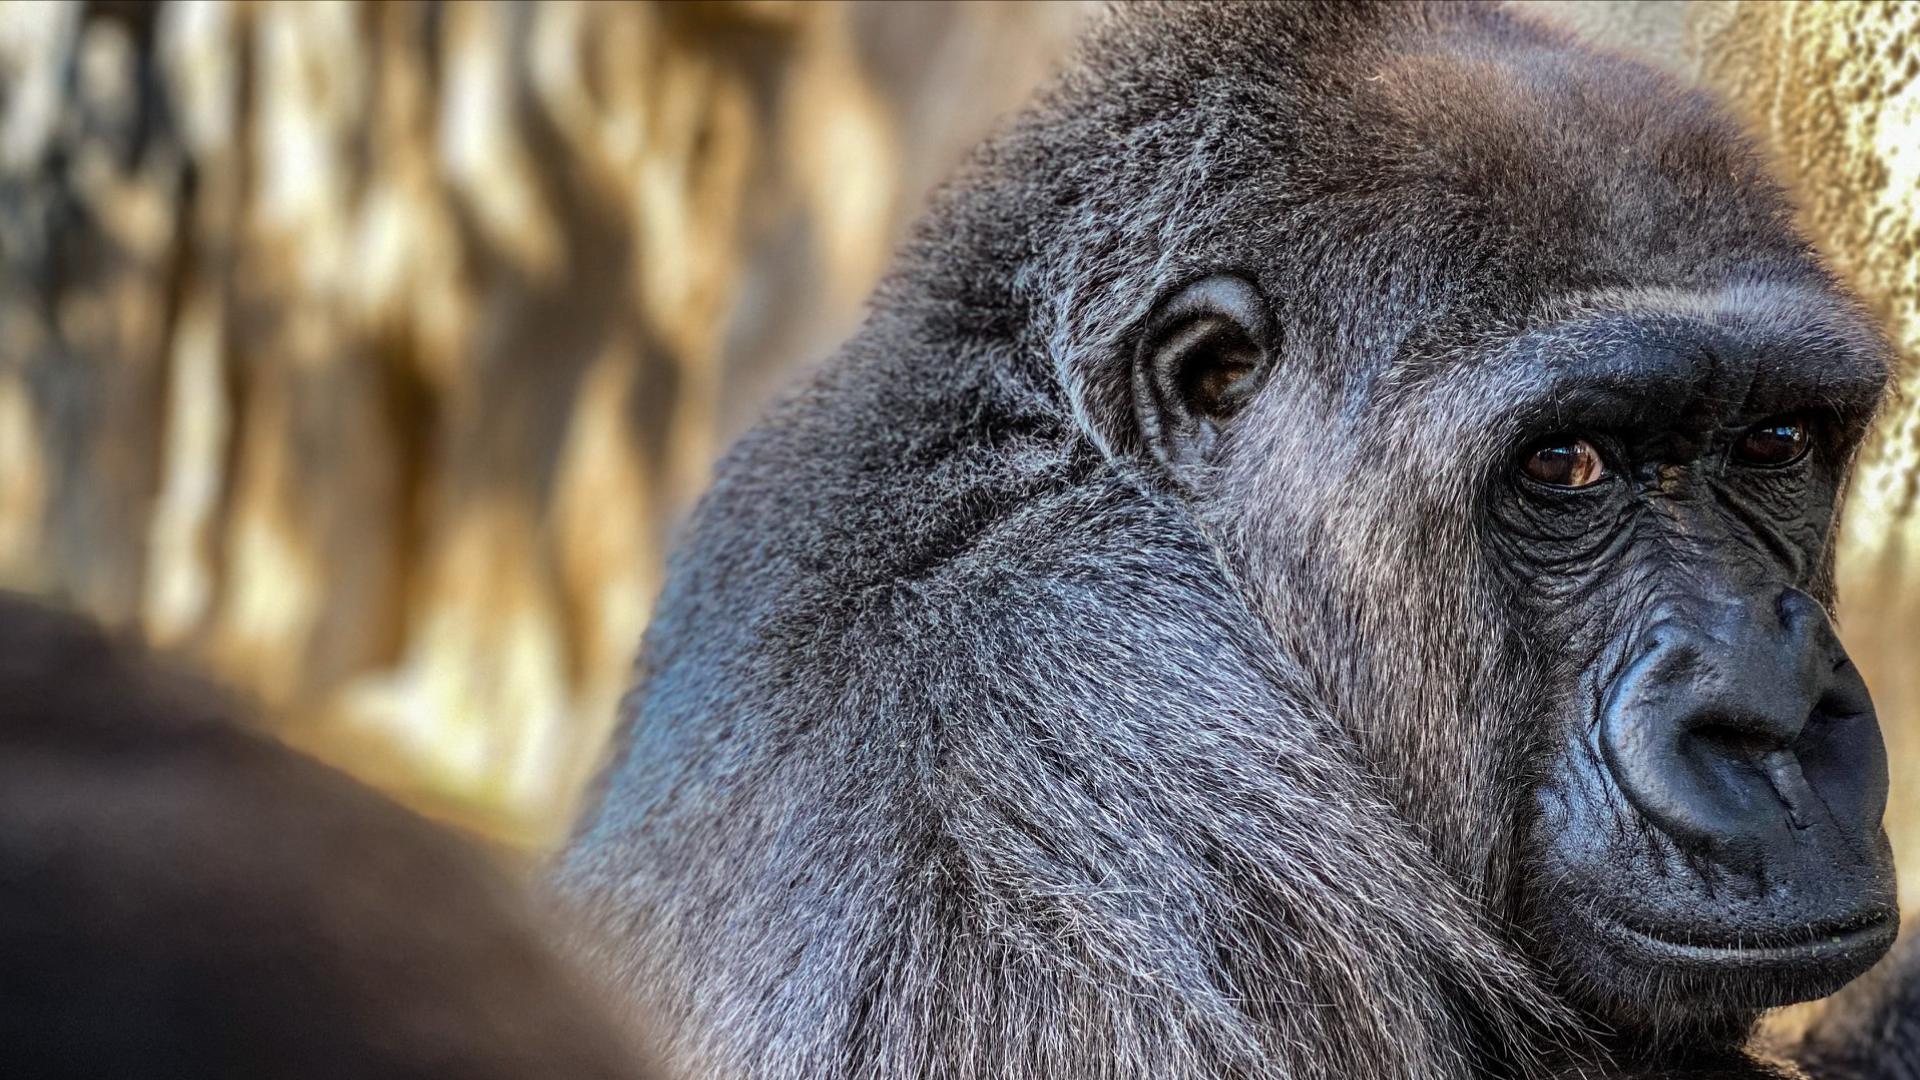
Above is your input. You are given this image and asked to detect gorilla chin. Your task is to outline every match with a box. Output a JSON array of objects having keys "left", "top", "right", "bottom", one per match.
[
  {"left": 1543, "top": 885, "right": 1897, "bottom": 1025},
  {"left": 1539, "top": 867, "right": 1897, "bottom": 1021}
]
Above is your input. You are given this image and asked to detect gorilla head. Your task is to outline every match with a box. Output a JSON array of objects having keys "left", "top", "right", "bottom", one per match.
[
  {"left": 1055, "top": 1, "right": 1896, "bottom": 1026},
  {"left": 564, "top": 2, "right": 1904, "bottom": 1075}
]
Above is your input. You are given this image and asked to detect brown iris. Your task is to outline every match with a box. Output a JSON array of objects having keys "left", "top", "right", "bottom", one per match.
[
  {"left": 1522, "top": 437, "right": 1606, "bottom": 488},
  {"left": 1733, "top": 416, "right": 1811, "bottom": 467}
]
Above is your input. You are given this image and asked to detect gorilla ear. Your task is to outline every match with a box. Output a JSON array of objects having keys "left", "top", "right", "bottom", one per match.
[{"left": 1133, "top": 275, "right": 1275, "bottom": 479}]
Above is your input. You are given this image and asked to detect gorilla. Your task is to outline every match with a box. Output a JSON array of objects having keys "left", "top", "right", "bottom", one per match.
[
  {"left": 0, "top": 593, "right": 652, "bottom": 1080},
  {"left": 559, "top": 3, "right": 1916, "bottom": 1077}
]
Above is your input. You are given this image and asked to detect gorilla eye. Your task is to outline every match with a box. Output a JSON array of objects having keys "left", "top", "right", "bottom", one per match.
[
  {"left": 1520, "top": 437, "right": 1607, "bottom": 489},
  {"left": 1732, "top": 416, "right": 1811, "bottom": 468}
]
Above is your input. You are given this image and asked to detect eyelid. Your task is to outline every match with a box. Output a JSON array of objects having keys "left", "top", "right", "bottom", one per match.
[{"left": 1525, "top": 431, "right": 1615, "bottom": 462}]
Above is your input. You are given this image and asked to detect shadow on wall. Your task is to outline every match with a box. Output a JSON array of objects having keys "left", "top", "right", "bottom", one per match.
[{"left": 0, "top": 0, "right": 1914, "bottom": 888}]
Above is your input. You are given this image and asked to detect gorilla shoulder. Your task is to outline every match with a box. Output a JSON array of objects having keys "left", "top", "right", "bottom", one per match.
[{"left": 0, "top": 592, "right": 652, "bottom": 1080}]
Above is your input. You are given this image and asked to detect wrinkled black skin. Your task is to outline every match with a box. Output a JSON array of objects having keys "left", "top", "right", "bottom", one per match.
[
  {"left": 0, "top": 593, "right": 650, "bottom": 1080},
  {"left": 561, "top": 4, "right": 1911, "bottom": 1079}
]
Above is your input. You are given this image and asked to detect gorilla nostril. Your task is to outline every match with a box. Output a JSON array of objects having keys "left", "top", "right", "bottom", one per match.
[
  {"left": 1818, "top": 661, "right": 1875, "bottom": 722},
  {"left": 1692, "top": 720, "right": 1779, "bottom": 760}
]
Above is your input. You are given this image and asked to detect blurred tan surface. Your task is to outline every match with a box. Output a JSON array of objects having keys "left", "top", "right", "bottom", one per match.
[
  {"left": 0, "top": 0, "right": 1914, "bottom": 874},
  {"left": 0, "top": 0, "right": 1087, "bottom": 844}
]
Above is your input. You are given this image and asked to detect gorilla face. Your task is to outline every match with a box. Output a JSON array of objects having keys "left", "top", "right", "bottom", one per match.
[
  {"left": 1474, "top": 295, "right": 1897, "bottom": 1018},
  {"left": 1140, "top": 274, "right": 1896, "bottom": 1030},
  {"left": 1141, "top": 283, "right": 1896, "bottom": 1042}
]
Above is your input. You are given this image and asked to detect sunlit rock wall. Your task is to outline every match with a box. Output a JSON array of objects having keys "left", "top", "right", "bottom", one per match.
[{"left": 0, "top": 1, "right": 1914, "bottom": 866}]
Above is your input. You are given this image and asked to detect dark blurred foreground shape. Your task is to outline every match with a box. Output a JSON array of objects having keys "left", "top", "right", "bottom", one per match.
[
  {"left": 1795, "top": 918, "right": 1920, "bottom": 1079},
  {"left": 0, "top": 592, "right": 655, "bottom": 1080},
  {"left": 0, "top": 1, "right": 1914, "bottom": 879}
]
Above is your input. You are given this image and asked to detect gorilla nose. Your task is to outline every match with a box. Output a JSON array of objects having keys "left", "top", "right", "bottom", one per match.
[{"left": 1598, "top": 589, "right": 1888, "bottom": 862}]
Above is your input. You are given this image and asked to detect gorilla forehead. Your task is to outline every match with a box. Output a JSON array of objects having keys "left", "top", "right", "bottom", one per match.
[{"left": 1030, "top": 2, "right": 1831, "bottom": 385}]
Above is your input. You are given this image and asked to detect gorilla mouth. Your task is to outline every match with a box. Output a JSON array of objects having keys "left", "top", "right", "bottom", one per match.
[{"left": 1607, "top": 907, "right": 1898, "bottom": 968}]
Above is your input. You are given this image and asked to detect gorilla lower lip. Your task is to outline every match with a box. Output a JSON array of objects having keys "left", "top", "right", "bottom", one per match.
[{"left": 1612, "top": 909, "right": 1897, "bottom": 966}]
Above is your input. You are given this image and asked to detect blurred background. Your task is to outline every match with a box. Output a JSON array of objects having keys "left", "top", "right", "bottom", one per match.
[{"left": 0, "top": 0, "right": 1914, "bottom": 911}]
